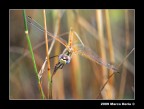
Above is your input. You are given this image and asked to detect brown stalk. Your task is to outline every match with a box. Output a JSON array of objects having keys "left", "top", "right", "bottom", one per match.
[
  {"left": 96, "top": 10, "right": 111, "bottom": 99},
  {"left": 43, "top": 9, "right": 52, "bottom": 99},
  {"left": 105, "top": 10, "right": 115, "bottom": 99}
]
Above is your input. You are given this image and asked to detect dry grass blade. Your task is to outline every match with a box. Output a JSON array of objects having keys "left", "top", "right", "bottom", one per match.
[
  {"left": 43, "top": 9, "right": 52, "bottom": 99},
  {"left": 96, "top": 10, "right": 110, "bottom": 99},
  {"left": 38, "top": 58, "right": 47, "bottom": 79},
  {"left": 73, "top": 31, "right": 84, "bottom": 47},
  {"left": 48, "top": 10, "right": 64, "bottom": 55},
  {"left": 96, "top": 73, "right": 115, "bottom": 98},
  {"left": 105, "top": 10, "right": 115, "bottom": 99},
  {"left": 118, "top": 48, "right": 135, "bottom": 69}
]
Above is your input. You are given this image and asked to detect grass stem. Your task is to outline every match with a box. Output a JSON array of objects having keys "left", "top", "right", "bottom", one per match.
[
  {"left": 43, "top": 9, "right": 52, "bottom": 99},
  {"left": 105, "top": 10, "right": 115, "bottom": 99},
  {"left": 23, "top": 10, "right": 45, "bottom": 99}
]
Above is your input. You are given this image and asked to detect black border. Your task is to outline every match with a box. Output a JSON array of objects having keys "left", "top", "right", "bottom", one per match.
[{"left": 1, "top": 0, "right": 137, "bottom": 108}]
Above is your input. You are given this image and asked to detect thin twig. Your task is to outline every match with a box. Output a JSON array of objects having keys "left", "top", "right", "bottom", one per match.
[
  {"left": 118, "top": 48, "right": 135, "bottom": 68},
  {"left": 96, "top": 73, "right": 115, "bottom": 99}
]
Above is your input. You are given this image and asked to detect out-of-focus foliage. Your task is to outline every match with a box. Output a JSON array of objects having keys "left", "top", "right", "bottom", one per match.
[{"left": 10, "top": 9, "right": 134, "bottom": 99}]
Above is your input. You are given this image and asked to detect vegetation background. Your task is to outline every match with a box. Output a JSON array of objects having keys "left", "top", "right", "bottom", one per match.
[{"left": 10, "top": 9, "right": 134, "bottom": 99}]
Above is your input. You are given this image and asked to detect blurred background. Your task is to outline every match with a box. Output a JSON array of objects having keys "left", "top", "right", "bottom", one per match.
[{"left": 10, "top": 9, "right": 134, "bottom": 99}]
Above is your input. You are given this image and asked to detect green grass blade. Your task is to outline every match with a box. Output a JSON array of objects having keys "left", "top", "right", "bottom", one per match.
[{"left": 23, "top": 10, "right": 45, "bottom": 99}]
